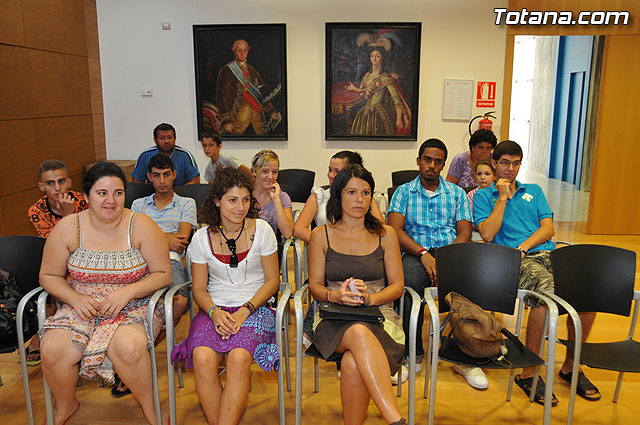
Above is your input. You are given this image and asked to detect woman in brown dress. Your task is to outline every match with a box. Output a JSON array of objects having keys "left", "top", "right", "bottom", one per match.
[{"left": 308, "top": 164, "right": 406, "bottom": 425}]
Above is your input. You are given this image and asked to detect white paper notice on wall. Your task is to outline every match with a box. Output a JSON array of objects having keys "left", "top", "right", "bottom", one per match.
[{"left": 442, "top": 79, "right": 473, "bottom": 121}]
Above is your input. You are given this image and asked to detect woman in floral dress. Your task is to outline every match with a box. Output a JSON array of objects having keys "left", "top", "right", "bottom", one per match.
[{"left": 40, "top": 162, "right": 172, "bottom": 425}]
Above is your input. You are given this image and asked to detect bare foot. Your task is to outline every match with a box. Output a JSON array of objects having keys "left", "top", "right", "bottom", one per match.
[{"left": 52, "top": 398, "right": 80, "bottom": 425}]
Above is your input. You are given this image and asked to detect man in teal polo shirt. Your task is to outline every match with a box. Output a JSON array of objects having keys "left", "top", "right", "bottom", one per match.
[{"left": 474, "top": 140, "right": 599, "bottom": 405}]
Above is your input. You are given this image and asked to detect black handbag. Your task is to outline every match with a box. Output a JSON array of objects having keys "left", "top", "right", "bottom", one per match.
[
  {"left": 0, "top": 269, "right": 39, "bottom": 345},
  {"left": 319, "top": 302, "right": 384, "bottom": 324}
]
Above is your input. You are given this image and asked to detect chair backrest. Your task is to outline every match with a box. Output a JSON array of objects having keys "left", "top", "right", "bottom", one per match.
[
  {"left": 277, "top": 169, "right": 315, "bottom": 203},
  {"left": 551, "top": 244, "right": 636, "bottom": 316},
  {"left": 0, "top": 236, "right": 46, "bottom": 294},
  {"left": 391, "top": 170, "right": 419, "bottom": 187},
  {"left": 436, "top": 242, "right": 521, "bottom": 314},
  {"left": 174, "top": 183, "right": 210, "bottom": 212},
  {"left": 125, "top": 182, "right": 155, "bottom": 209},
  {"left": 388, "top": 186, "right": 399, "bottom": 203}
]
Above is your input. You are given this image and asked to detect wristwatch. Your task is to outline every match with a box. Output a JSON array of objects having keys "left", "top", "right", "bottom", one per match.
[
  {"left": 417, "top": 248, "right": 429, "bottom": 257},
  {"left": 516, "top": 246, "right": 527, "bottom": 255}
]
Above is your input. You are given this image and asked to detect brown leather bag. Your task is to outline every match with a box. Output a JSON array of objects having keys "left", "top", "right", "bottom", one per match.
[{"left": 441, "top": 291, "right": 507, "bottom": 359}]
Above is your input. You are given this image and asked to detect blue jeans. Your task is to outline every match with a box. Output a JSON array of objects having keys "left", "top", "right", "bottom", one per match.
[{"left": 402, "top": 251, "right": 436, "bottom": 360}]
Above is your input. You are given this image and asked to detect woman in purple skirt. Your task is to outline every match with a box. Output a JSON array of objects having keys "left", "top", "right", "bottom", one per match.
[{"left": 171, "top": 168, "right": 280, "bottom": 425}]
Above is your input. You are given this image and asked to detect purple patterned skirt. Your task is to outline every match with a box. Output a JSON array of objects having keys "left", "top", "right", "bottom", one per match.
[{"left": 171, "top": 306, "right": 279, "bottom": 372}]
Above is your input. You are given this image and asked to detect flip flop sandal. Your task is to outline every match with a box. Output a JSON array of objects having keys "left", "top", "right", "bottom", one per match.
[
  {"left": 19, "top": 347, "right": 41, "bottom": 367},
  {"left": 559, "top": 370, "right": 601, "bottom": 401},
  {"left": 514, "top": 375, "right": 559, "bottom": 407},
  {"left": 111, "top": 374, "right": 132, "bottom": 398}
]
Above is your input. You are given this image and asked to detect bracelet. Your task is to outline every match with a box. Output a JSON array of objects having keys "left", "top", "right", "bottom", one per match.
[
  {"left": 207, "top": 305, "right": 218, "bottom": 319},
  {"left": 326, "top": 290, "right": 336, "bottom": 303},
  {"left": 417, "top": 248, "right": 428, "bottom": 257},
  {"left": 242, "top": 301, "right": 256, "bottom": 315}
]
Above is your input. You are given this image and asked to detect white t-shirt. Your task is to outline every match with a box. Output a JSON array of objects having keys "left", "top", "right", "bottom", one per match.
[
  {"left": 188, "top": 218, "right": 277, "bottom": 306},
  {"left": 312, "top": 186, "right": 331, "bottom": 226},
  {"left": 204, "top": 153, "right": 242, "bottom": 183}
]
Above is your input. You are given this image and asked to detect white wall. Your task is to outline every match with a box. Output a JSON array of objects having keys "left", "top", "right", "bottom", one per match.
[{"left": 97, "top": 0, "right": 507, "bottom": 190}]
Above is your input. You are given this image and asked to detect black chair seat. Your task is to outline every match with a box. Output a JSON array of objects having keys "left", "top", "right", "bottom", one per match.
[
  {"left": 173, "top": 183, "right": 210, "bottom": 212},
  {"left": 304, "top": 343, "right": 343, "bottom": 363},
  {"left": 125, "top": 182, "right": 155, "bottom": 209},
  {"left": 277, "top": 169, "right": 315, "bottom": 203},
  {"left": 559, "top": 339, "right": 640, "bottom": 372},
  {"left": 439, "top": 336, "right": 544, "bottom": 370}
]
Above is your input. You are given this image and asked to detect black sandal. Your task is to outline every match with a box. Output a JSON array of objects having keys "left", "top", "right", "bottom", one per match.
[
  {"left": 514, "top": 375, "right": 558, "bottom": 406},
  {"left": 559, "top": 370, "right": 601, "bottom": 401},
  {"left": 23, "top": 346, "right": 41, "bottom": 367},
  {"left": 111, "top": 374, "right": 132, "bottom": 398}
]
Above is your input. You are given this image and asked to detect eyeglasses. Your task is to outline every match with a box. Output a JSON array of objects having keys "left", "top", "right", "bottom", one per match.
[
  {"left": 225, "top": 239, "right": 238, "bottom": 268},
  {"left": 497, "top": 160, "right": 522, "bottom": 168}
]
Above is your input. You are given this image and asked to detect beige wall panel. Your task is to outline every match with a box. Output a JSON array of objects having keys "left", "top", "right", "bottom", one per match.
[
  {"left": 36, "top": 115, "right": 95, "bottom": 178},
  {"left": 22, "top": 0, "right": 88, "bottom": 56},
  {"left": 92, "top": 113, "right": 107, "bottom": 161},
  {"left": 507, "top": 0, "right": 639, "bottom": 35},
  {"left": 84, "top": 0, "right": 100, "bottom": 58},
  {"left": 88, "top": 58, "right": 104, "bottom": 114},
  {"left": 587, "top": 35, "right": 640, "bottom": 234},
  {"left": 0, "top": 120, "right": 39, "bottom": 196},
  {"left": 0, "top": 0, "right": 26, "bottom": 46},
  {"left": 0, "top": 45, "right": 34, "bottom": 120},
  {"left": 28, "top": 49, "right": 92, "bottom": 118},
  {"left": 3, "top": 187, "right": 41, "bottom": 236}
]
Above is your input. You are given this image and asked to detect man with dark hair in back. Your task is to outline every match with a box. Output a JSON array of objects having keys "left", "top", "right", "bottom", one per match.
[
  {"left": 131, "top": 122, "right": 200, "bottom": 185},
  {"left": 29, "top": 160, "right": 88, "bottom": 239},
  {"left": 387, "top": 139, "right": 483, "bottom": 389},
  {"left": 474, "top": 140, "right": 599, "bottom": 405}
]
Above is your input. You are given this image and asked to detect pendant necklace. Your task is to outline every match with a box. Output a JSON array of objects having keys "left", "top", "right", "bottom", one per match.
[{"left": 219, "top": 219, "right": 248, "bottom": 285}]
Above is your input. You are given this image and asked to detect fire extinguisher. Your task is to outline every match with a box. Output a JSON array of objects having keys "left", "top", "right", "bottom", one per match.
[{"left": 468, "top": 111, "right": 496, "bottom": 136}]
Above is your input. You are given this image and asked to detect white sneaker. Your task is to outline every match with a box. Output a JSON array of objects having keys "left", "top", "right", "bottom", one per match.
[
  {"left": 302, "top": 334, "right": 312, "bottom": 350},
  {"left": 403, "top": 359, "right": 423, "bottom": 374},
  {"left": 391, "top": 365, "right": 409, "bottom": 385},
  {"left": 452, "top": 364, "right": 488, "bottom": 390}
]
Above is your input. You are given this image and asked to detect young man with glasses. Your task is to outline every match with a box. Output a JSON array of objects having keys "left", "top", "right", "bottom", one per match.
[
  {"left": 473, "top": 140, "right": 599, "bottom": 405},
  {"left": 387, "top": 139, "right": 483, "bottom": 388}
]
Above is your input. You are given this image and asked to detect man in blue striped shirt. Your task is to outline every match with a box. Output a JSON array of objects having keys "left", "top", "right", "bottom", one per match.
[
  {"left": 388, "top": 139, "right": 481, "bottom": 387},
  {"left": 131, "top": 123, "right": 200, "bottom": 185}
]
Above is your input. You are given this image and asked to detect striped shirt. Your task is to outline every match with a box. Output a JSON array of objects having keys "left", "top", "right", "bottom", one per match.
[
  {"left": 131, "top": 192, "right": 197, "bottom": 259},
  {"left": 131, "top": 145, "right": 200, "bottom": 186},
  {"left": 389, "top": 176, "right": 472, "bottom": 249}
]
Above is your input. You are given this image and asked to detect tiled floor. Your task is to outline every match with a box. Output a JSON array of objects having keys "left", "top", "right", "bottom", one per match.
[{"left": 519, "top": 166, "right": 591, "bottom": 222}]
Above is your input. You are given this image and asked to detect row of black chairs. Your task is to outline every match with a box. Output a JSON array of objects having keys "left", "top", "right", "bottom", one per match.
[
  {"left": 124, "top": 168, "right": 317, "bottom": 211},
  {"left": 291, "top": 242, "right": 639, "bottom": 425}
]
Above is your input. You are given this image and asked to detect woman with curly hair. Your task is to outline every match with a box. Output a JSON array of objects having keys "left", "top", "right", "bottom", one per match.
[{"left": 171, "top": 167, "right": 280, "bottom": 425}]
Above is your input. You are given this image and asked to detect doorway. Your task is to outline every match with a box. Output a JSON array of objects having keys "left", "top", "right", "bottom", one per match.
[{"left": 508, "top": 35, "right": 603, "bottom": 221}]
